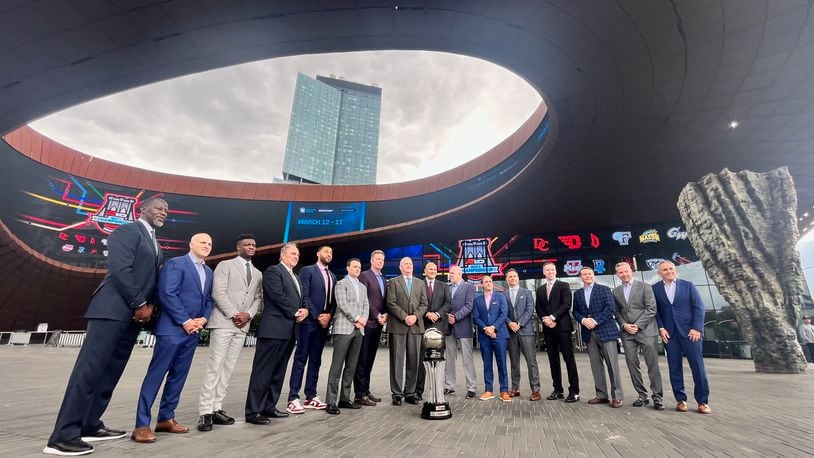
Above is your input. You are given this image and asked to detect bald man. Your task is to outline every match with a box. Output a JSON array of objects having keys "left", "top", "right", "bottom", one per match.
[{"left": 132, "top": 234, "right": 214, "bottom": 443}]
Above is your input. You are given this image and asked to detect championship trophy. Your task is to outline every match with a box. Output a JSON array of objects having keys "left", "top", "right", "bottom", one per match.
[{"left": 420, "top": 328, "right": 452, "bottom": 420}]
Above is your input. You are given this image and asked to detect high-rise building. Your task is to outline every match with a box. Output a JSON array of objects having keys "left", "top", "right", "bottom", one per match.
[{"left": 281, "top": 73, "right": 382, "bottom": 185}]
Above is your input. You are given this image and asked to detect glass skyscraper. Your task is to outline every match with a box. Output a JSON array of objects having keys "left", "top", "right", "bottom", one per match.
[{"left": 281, "top": 73, "right": 382, "bottom": 185}]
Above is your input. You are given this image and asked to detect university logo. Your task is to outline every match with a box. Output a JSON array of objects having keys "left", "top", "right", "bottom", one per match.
[
  {"left": 590, "top": 233, "right": 600, "bottom": 249},
  {"left": 558, "top": 235, "right": 581, "bottom": 250},
  {"left": 563, "top": 260, "right": 582, "bottom": 276},
  {"left": 646, "top": 258, "right": 665, "bottom": 271},
  {"left": 612, "top": 231, "right": 632, "bottom": 246},
  {"left": 532, "top": 238, "right": 550, "bottom": 252},
  {"left": 88, "top": 193, "right": 137, "bottom": 234},
  {"left": 639, "top": 229, "right": 660, "bottom": 244},
  {"left": 666, "top": 226, "right": 688, "bottom": 240},
  {"left": 593, "top": 259, "right": 606, "bottom": 274}
]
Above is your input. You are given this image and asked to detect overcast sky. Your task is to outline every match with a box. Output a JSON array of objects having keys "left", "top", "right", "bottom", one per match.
[{"left": 30, "top": 51, "right": 542, "bottom": 184}]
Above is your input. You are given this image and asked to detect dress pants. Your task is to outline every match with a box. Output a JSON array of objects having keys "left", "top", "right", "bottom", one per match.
[
  {"left": 444, "top": 336, "right": 477, "bottom": 392},
  {"left": 136, "top": 334, "right": 199, "bottom": 427},
  {"left": 198, "top": 328, "right": 246, "bottom": 415},
  {"left": 388, "top": 332, "right": 421, "bottom": 397},
  {"left": 325, "top": 330, "right": 363, "bottom": 405},
  {"left": 288, "top": 324, "right": 327, "bottom": 401},
  {"left": 543, "top": 330, "right": 579, "bottom": 395},
  {"left": 478, "top": 335, "right": 508, "bottom": 393},
  {"left": 664, "top": 333, "right": 710, "bottom": 404},
  {"left": 620, "top": 333, "right": 663, "bottom": 402},
  {"left": 49, "top": 319, "right": 141, "bottom": 443},
  {"left": 245, "top": 337, "right": 295, "bottom": 417},
  {"left": 586, "top": 332, "right": 624, "bottom": 401},
  {"left": 354, "top": 325, "right": 382, "bottom": 399},
  {"left": 508, "top": 333, "right": 541, "bottom": 392}
]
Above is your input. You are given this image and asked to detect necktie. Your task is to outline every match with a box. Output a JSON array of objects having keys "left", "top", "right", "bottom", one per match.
[
  {"left": 428, "top": 281, "right": 434, "bottom": 301},
  {"left": 376, "top": 274, "right": 384, "bottom": 297},
  {"left": 149, "top": 229, "right": 158, "bottom": 255},
  {"left": 510, "top": 289, "right": 517, "bottom": 306},
  {"left": 406, "top": 277, "right": 412, "bottom": 295},
  {"left": 245, "top": 261, "right": 252, "bottom": 285},
  {"left": 324, "top": 267, "right": 332, "bottom": 311},
  {"left": 546, "top": 282, "right": 553, "bottom": 300}
]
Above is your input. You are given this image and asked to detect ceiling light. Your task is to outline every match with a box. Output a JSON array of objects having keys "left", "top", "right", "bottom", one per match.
[
  {"left": 806, "top": 213, "right": 810, "bottom": 217},
  {"left": 728, "top": 121, "right": 739, "bottom": 129}
]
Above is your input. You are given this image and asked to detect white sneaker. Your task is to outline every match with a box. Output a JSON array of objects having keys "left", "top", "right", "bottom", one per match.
[
  {"left": 303, "top": 396, "right": 327, "bottom": 410},
  {"left": 286, "top": 398, "right": 305, "bottom": 414}
]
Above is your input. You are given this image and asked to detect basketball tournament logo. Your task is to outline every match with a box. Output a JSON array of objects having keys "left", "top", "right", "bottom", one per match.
[{"left": 88, "top": 193, "right": 137, "bottom": 234}]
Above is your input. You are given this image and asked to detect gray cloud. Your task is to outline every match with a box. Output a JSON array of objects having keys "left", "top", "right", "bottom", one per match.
[{"left": 30, "top": 51, "right": 542, "bottom": 185}]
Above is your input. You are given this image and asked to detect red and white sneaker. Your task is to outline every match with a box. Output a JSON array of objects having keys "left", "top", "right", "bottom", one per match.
[
  {"left": 303, "top": 396, "right": 327, "bottom": 410},
  {"left": 286, "top": 398, "right": 305, "bottom": 414}
]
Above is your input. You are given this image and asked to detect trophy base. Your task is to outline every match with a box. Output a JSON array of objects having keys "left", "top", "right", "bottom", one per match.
[{"left": 421, "top": 402, "right": 452, "bottom": 420}]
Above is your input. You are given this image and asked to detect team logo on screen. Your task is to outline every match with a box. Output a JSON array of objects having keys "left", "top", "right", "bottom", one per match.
[
  {"left": 532, "top": 238, "right": 550, "bottom": 252},
  {"left": 88, "top": 193, "right": 137, "bottom": 234},
  {"left": 558, "top": 235, "right": 581, "bottom": 250},
  {"left": 456, "top": 238, "right": 501, "bottom": 275},
  {"left": 667, "top": 226, "right": 688, "bottom": 240},
  {"left": 612, "top": 231, "right": 632, "bottom": 246},
  {"left": 563, "top": 260, "right": 582, "bottom": 276},
  {"left": 646, "top": 258, "right": 665, "bottom": 270},
  {"left": 639, "top": 229, "right": 660, "bottom": 244},
  {"left": 592, "top": 259, "right": 606, "bottom": 274}
]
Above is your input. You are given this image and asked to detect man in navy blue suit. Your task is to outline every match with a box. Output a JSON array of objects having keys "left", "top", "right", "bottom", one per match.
[
  {"left": 131, "top": 233, "right": 214, "bottom": 443},
  {"left": 653, "top": 260, "right": 711, "bottom": 414},
  {"left": 472, "top": 275, "right": 511, "bottom": 402},
  {"left": 572, "top": 266, "right": 624, "bottom": 408},
  {"left": 286, "top": 245, "right": 336, "bottom": 413},
  {"left": 45, "top": 197, "right": 167, "bottom": 456}
]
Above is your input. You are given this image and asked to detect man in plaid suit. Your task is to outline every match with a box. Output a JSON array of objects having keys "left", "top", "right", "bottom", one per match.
[
  {"left": 572, "top": 266, "right": 624, "bottom": 408},
  {"left": 324, "top": 258, "right": 369, "bottom": 414}
]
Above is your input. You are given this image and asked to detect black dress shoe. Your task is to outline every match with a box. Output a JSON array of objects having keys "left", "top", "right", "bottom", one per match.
[
  {"left": 245, "top": 415, "right": 271, "bottom": 425},
  {"left": 81, "top": 425, "right": 128, "bottom": 442},
  {"left": 367, "top": 393, "right": 382, "bottom": 403},
  {"left": 632, "top": 398, "right": 650, "bottom": 407},
  {"left": 565, "top": 393, "right": 580, "bottom": 403},
  {"left": 326, "top": 404, "right": 340, "bottom": 415},
  {"left": 43, "top": 439, "right": 94, "bottom": 455},
  {"left": 405, "top": 395, "right": 420, "bottom": 405},
  {"left": 653, "top": 400, "right": 665, "bottom": 410},
  {"left": 197, "top": 414, "right": 213, "bottom": 432},
  {"left": 355, "top": 396, "right": 376, "bottom": 406},
  {"left": 466, "top": 391, "right": 476, "bottom": 399},
  {"left": 546, "top": 391, "right": 564, "bottom": 400},
  {"left": 266, "top": 409, "right": 289, "bottom": 418},
  {"left": 213, "top": 410, "right": 235, "bottom": 425},
  {"left": 392, "top": 396, "right": 403, "bottom": 406},
  {"left": 443, "top": 389, "right": 455, "bottom": 396},
  {"left": 338, "top": 400, "right": 362, "bottom": 409}
]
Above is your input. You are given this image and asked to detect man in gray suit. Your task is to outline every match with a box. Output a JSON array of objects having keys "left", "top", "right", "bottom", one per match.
[
  {"left": 444, "top": 265, "right": 477, "bottom": 398},
  {"left": 324, "top": 258, "right": 369, "bottom": 415},
  {"left": 386, "top": 257, "right": 428, "bottom": 405},
  {"left": 612, "top": 261, "right": 664, "bottom": 410},
  {"left": 197, "top": 234, "right": 263, "bottom": 431},
  {"left": 504, "top": 269, "right": 541, "bottom": 401}
]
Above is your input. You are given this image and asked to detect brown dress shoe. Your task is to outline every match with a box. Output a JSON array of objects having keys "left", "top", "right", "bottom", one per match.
[
  {"left": 508, "top": 389, "right": 521, "bottom": 398},
  {"left": 676, "top": 401, "right": 688, "bottom": 412},
  {"left": 367, "top": 393, "right": 382, "bottom": 403},
  {"left": 355, "top": 396, "right": 377, "bottom": 406},
  {"left": 131, "top": 426, "right": 156, "bottom": 443},
  {"left": 155, "top": 419, "right": 189, "bottom": 434},
  {"left": 611, "top": 399, "right": 623, "bottom": 408},
  {"left": 697, "top": 403, "right": 711, "bottom": 414},
  {"left": 530, "top": 391, "right": 542, "bottom": 401},
  {"left": 587, "top": 397, "right": 610, "bottom": 405}
]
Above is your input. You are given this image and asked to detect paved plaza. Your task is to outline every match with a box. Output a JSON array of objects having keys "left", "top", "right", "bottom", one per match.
[{"left": 0, "top": 344, "right": 812, "bottom": 457}]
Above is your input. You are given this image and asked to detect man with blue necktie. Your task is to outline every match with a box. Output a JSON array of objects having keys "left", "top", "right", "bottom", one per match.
[
  {"left": 472, "top": 275, "right": 510, "bottom": 402},
  {"left": 132, "top": 233, "right": 214, "bottom": 443},
  {"left": 572, "top": 266, "right": 624, "bottom": 408},
  {"left": 354, "top": 250, "right": 388, "bottom": 406},
  {"left": 653, "top": 260, "right": 711, "bottom": 414}
]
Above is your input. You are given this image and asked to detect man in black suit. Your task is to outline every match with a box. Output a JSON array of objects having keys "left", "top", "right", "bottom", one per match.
[
  {"left": 244, "top": 243, "right": 308, "bottom": 425},
  {"left": 415, "top": 262, "right": 451, "bottom": 399},
  {"left": 535, "top": 262, "right": 580, "bottom": 403},
  {"left": 44, "top": 197, "right": 167, "bottom": 456}
]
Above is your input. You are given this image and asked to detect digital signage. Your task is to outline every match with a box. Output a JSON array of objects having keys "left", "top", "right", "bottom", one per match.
[{"left": 283, "top": 202, "right": 366, "bottom": 242}]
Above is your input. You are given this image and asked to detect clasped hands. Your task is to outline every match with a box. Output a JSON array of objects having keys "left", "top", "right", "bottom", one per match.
[
  {"left": 581, "top": 317, "right": 598, "bottom": 330},
  {"left": 317, "top": 312, "right": 332, "bottom": 328},
  {"left": 622, "top": 323, "right": 639, "bottom": 334},
  {"left": 294, "top": 308, "right": 308, "bottom": 323},
  {"left": 425, "top": 311, "right": 441, "bottom": 323},
  {"left": 183, "top": 318, "right": 206, "bottom": 335},
  {"left": 483, "top": 325, "right": 497, "bottom": 338},
  {"left": 508, "top": 321, "right": 521, "bottom": 333},
  {"left": 231, "top": 311, "right": 251, "bottom": 329},
  {"left": 354, "top": 316, "right": 368, "bottom": 330},
  {"left": 404, "top": 315, "right": 418, "bottom": 326},
  {"left": 542, "top": 316, "right": 556, "bottom": 328},
  {"left": 132, "top": 304, "right": 154, "bottom": 323}
]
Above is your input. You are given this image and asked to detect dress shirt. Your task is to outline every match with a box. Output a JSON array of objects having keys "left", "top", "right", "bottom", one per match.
[
  {"left": 188, "top": 253, "right": 206, "bottom": 292},
  {"left": 484, "top": 293, "right": 492, "bottom": 310},
  {"left": 664, "top": 280, "right": 675, "bottom": 304},
  {"left": 622, "top": 281, "right": 633, "bottom": 303},
  {"left": 284, "top": 264, "right": 301, "bottom": 296},
  {"left": 583, "top": 284, "right": 593, "bottom": 309}
]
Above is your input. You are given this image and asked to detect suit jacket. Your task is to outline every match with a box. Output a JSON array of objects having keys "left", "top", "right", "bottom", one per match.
[
  {"left": 612, "top": 280, "right": 658, "bottom": 338},
  {"left": 154, "top": 254, "right": 214, "bottom": 337},
  {"left": 358, "top": 269, "right": 387, "bottom": 329},
  {"left": 332, "top": 276, "right": 369, "bottom": 336},
  {"left": 503, "top": 287, "right": 535, "bottom": 336},
  {"left": 386, "top": 276, "right": 428, "bottom": 335},
  {"left": 535, "top": 280, "right": 573, "bottom": 333},
  {"left": 572, "top": 283, "right": 619, "bottom": 343},
  {"left": 299, "top": 263, "right": 337, "bottom": 326},
  {"left": 423, "top": 278, "right": 451, "bottom": 333},
  {"left": 256, "top": 263, "right": 304, "bottom": 339},
  {"left": 653, "top": 279, "right": 705, "bottom": 337},
  {"left": 472, "top": 293, "right": 509, "bottom": 340},
  {"left": 447, "top": 281, "right": 476, "bottom": 338},
  {"left": 85, "top": 221, "right": 162, "bottom": 321},
  {"left": 209, "top": 256, "right": 262, "bottom": 332}
]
